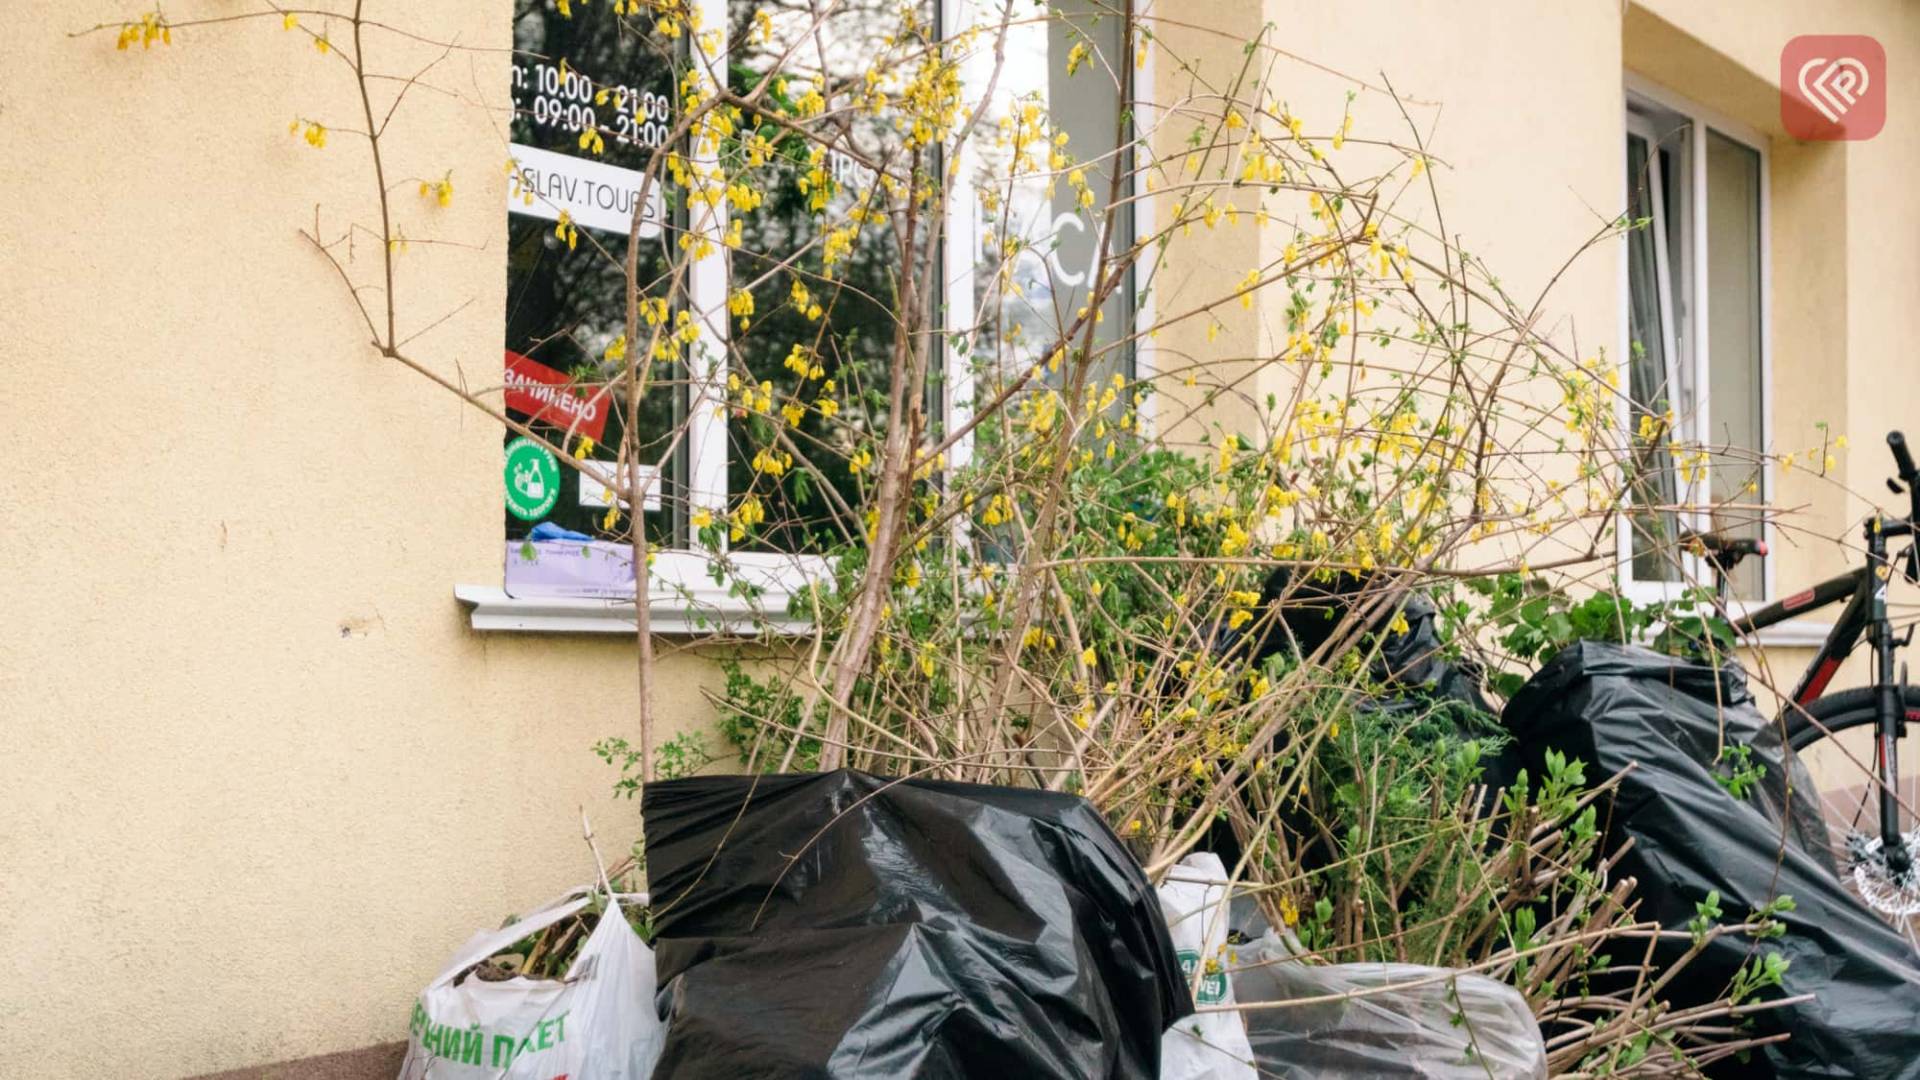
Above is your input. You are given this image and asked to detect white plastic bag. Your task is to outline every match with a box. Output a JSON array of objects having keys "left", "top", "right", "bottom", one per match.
[
  {"left": 1232, "top": 931, "right": 1547, "bottom": 1079},
  {"left": 1157, "top": 853, "right": 1258, "bottom": 1080},
  {"left": 398, "top": 887, "right": 664, "bottom": 1080}
]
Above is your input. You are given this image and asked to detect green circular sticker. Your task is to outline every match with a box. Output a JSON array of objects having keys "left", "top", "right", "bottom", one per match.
[{"left": 504, "top": 437, "right": 560, "bottom": 521}]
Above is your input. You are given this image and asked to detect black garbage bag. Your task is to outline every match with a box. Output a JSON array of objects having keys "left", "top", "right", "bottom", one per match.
[
  {"left": 1357, "top": 590, "right": 1524, "bottom": 802},
  {"left": 1505, "top": 640, "right": 1920, "bottom": 1079},
  {"left": 1365, "top": 589, "right": 1495, "bottom": 715},
  {"left": 1236, "top": 568, "right": 1496, "bottom": 716},
  {"left": 1224, "top": 570, "right": 1519, "bottom": 839},
  {"left": 640, "top": 770, "right": 1191, "bottom": 1079}
]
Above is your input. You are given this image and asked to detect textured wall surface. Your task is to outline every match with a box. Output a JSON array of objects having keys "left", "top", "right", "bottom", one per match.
[
  {"left": 0, "top": 3, "right": 717, "bottom": 1075},
  {"left": 5, "top": 1, "right": 1920, "bottom": 1076}
]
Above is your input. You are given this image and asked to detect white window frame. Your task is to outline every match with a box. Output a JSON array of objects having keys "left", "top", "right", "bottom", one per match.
[
  {"left": 463, "top": 0, "right": 1148, "bottom": 632},
  {"left": 1618, "top": 76, "right": 1774, "bottom": 608}
]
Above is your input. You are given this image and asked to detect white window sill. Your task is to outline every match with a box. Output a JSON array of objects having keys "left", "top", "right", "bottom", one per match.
[
  {"left": 1621, "top": 579, "right": 1831, "bottom": 649},
  {"left": 1707, "top": 597, "right": 1832, "bottom": 648},
  {"left": 458, "top": 562, "right": 1834, "bottom": 646},
  {"left": 455, "top": 584, "right": 824, "bottom": 635},
  {"left": 457, "top": 589, "right": 1832, "bottom": 647},
  {"left": 458, "top": 549, "right": 825, "bottom": 635},
  {"left": 1734, "top": 616, "right": 1833, "bottom": 649}
]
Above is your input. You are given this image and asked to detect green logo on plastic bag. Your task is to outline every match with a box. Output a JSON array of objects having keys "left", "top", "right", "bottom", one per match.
[
  {"left": 1176, "top": 949, "right": 1228, "bottom": 1005},
  {"left": 504, "top": 437, "right": 560, "bottom": 521}
]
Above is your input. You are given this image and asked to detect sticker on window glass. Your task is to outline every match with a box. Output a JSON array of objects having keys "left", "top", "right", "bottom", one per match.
[
  {"left": 508, "top": 142, "right": 662, "bottom": 238},
  {"left": 504, "top": 348, "right": 610, "bottom": 442},
  {"left": 506, "top": 38, "right": 671, "bottom": 236},
  {"left": 504, "top": 436, "right": 562, "bottom": 522},
  {"left": 578, "top": 462, "right": 661, "bottom": 512}
]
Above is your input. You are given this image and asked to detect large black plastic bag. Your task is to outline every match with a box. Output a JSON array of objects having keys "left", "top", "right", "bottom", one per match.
[
  {"left": 640, "top": 770, "right": 1191, "bottom": 1079},
  {"left": 1238, "top": 572, "right": 1495, "bottom": 709},
  {"left": 1505, "top": 641, "right": 1920, "bottom": 1078}
]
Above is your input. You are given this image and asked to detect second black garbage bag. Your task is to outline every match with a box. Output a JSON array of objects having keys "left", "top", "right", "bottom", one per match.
[
  {"left": 1505, "top": 641, "right": 1920, "bottom": 1079},
  {"left": 640, "top": 770, "right": 1191, "bottom": 1080}
]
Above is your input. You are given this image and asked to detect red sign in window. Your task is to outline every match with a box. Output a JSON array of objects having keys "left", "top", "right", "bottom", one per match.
[{"left": 504, "top": 349, "right": 609, "bottom": 443}]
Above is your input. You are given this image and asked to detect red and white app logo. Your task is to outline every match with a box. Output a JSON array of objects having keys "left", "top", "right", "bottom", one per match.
[{"left": 1782, "top": 35, "right": 1885, "bottom": 140}]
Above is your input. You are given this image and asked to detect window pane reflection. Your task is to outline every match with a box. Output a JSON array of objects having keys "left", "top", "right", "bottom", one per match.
[{"left": 505, "top": 2, "right": 681, "bottom": 544}]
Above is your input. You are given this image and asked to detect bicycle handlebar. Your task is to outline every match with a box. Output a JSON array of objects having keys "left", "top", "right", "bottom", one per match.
[
  {"left": 1891, "top": 431, "right": 1920, "bottom": 523},
  {"left": 1682, "top": 528, "right": 1765, "bottom": 558},
  {"left": 1890, "top": 430, "right": 1916, "bottom": 481}
]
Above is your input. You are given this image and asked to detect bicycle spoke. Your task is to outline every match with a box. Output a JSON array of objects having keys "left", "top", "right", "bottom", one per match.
[{"left": 1796, "top": 715, "right": 1920, "bottom": 942}]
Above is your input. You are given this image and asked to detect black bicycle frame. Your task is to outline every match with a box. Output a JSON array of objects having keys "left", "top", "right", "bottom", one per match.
[
  {"left": 1736, "top": 565, "right": 1872, "bottom": 706},
  {"left": 1734, "top": 517, "right": 1912, "bottom": 869}
]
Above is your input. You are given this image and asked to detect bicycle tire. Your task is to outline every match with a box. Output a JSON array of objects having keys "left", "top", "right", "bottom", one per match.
[
  {"left": 1786, "top": 685, "right": 1920, "bottom": 751},
  {"left": 1783, "top": 684, "right": 1920, "bottom": 948}
]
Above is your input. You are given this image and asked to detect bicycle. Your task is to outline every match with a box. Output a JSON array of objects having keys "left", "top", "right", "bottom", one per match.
[{"left": 1693, "top": 430, "right": 1920, "bottom": 942}]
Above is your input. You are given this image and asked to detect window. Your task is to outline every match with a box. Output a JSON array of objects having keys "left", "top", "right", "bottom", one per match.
[
  {"left": 497, "top": 0, "right": 1139, "bottom": 604},
  {"left": 1622, "top": 85, "right": 1768, "bottom": 600}
]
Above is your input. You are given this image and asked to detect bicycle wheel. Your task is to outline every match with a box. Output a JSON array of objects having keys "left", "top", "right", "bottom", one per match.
[{"left": 1786, "top": 685, "right": 1920, "bottom": 948}]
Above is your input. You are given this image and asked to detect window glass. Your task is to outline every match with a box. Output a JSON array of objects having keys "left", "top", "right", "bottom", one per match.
[
  {"left": 721, "top": 0, "right": 936, "bottom": 553},
  {"left": 1625, "top": 129, "right": 1681, "bottom": 584},
  {"left": 506, "top": 3, "right": 681, "bottom": 545},
  {"left": 1705, "top": 129, "right": 1765, "bottom": 600},
  {"left": 968, "top": 0, "right": 1133, "bottom": 386}
]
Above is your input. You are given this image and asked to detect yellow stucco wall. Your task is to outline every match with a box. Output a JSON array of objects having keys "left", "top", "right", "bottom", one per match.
[
  {"left": 5, "top": 1, "right": 1920, "bottom": 1076},
  {"left": 0, "top": 4, "right": 717, "bottom": 1074}
]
